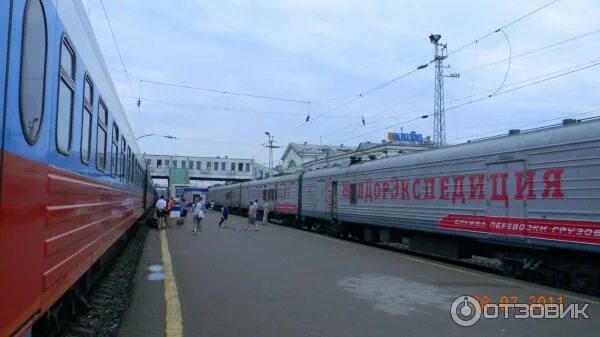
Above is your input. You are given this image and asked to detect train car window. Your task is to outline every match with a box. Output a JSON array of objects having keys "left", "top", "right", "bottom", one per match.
[
  {"left": 126, "top": 145, "right": 131, "bottom": 182},
  {"left": 110, "top": 123, "right": 119, "bottom": 176},
  {"left": 189, "top": 160, "right": 193, "bottom": 169},
  {"left": 19, "top": 0, "right": 47, "bottom": 145},
  {"left": 197, "top": 161, "right": 201, "bottom": 170},
  {"left": 173, "top": 160, "right": 177, "bottom": 168},
  {"left": 231, "top": 163, "right": 235, "bottom": 171},
  {"left": 245, "top": 163, "right": 250, "bottom": 172},
  {"left": 120, "top": 137, "right": 126, "bottom": 180},
  {"left": 56, "top": 38, "right": 76, "bottom": 155},
  {"left": 80, "top": 75, "right": 93, "bottom": 163},
  {"left": 214, "top": 161, "right": 219, "bottom": 171},
  {"left": 128, "top": 148, "right": 133, "bottom": 183},
  {"left": 96, "top": 99, "right": 107, "bottom": 170},
  {"left": 221, "top": 162, "right": 225, "bottom": 170},
  {"left": 60, "top": 40, "right": 74, "bottom": 79},
  {"left": 350, "top": 183, "right": 357, "bottom": 205},
  {"left": 165, "top": 160, "right": 170, "bottom": 168}
]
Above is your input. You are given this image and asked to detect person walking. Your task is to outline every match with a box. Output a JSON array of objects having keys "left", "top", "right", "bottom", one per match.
[
  {"left": 245, "top": 201, "right": 259, "bottom": 231},
  {"left": 262, "top": 200, "right": 269, "bottom": 225},
  {"left": 192, "top": 197, "right": 206, "bottom": 234},
  {"left": 155, "top": 195, "right": 167, "bottom": 229},
  {"left": 218, "top": 204, "right": 229, "bottom": 228}
]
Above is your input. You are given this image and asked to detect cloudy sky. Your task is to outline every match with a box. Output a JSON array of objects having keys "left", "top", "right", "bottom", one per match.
[{"left": 82, "top": 0, "right": 600, "bottom": 166}]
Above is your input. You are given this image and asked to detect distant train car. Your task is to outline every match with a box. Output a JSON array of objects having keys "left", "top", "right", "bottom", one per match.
[
  {"left": 302, "top": 119, "right": 600, "bottom": 252},
  {"left": 250, "top": 174, "right": 301, "bottom": 223},
  {"left": 216, "top": 119, "right": 600, "bottom": 292},
  {"left": 0, "top": 1, "right": 153, "bottom": 336},
  {"left": 210, "top": 183, "right": 242, "bottom": 211},
  {"left": 299, "top": 119, "right": 600, "bottom": 291}
]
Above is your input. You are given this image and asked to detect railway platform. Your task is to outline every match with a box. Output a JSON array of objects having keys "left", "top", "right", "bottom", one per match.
[{"left": 119, "top": 210, "right": 600, "bottom": 337}]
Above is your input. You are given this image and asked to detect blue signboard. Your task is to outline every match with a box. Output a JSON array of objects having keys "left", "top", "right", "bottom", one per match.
[{"left": 388, "top": 132, "right": 424, "bottom": 143}]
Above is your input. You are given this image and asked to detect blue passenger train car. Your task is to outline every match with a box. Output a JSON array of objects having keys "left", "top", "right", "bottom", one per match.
[{"left": 0, "top": 1, "right": 153, "bottom": 336}]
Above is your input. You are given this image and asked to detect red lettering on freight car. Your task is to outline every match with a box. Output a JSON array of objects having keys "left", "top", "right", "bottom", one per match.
[
  {"left": 391, "top": 177, "right": 400, "bottom": 199},
  {"left": 342, "top": 181, "right": 350, "bottom": 200},
  {"left": 452, "top": 176, "right": 466, "bottom": 204},
  {"left": 468, "top": 175, "right": 485, "bottom": 200},
  {"left": 382, "top": 181, "right": 389, "bottom": 199},
  {"left": 491, "top": 172, "right": 509, "bottom": 207},
  {"left": 400, "top": 179, "right": 410, "bottom": 200},
  {"left": 543, "top": 168, "right": 564, "bottom": 198},
  {"left": 374, "top": 181, "right": 382, "bottom": 199},
  {"left": 439, "top": 177, "right": 450, "bottom": 200},
  {"left": 515, "top": 170, "right": 536, "bottom": 200},
  {"left": 413, "top": 179, "right": 422, "bottom": 200},
  {"left": 364, "top": 179, "right": 373, "bottom": 202},
  {"left": 423, "top": 177, "right": 436, "bottom": 199}
]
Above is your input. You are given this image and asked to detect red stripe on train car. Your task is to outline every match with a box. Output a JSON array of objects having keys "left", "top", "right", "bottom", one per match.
[
  {"left": 438, "top": 214, "right": 600, "bottom": 245},
  {"left": 0, "top": 151, "right": 144, "bottom": 337}
]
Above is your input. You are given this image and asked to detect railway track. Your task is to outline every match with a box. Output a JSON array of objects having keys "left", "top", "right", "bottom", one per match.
[{"left": 54, "top": 224, "right": 150, "bottom": 337}]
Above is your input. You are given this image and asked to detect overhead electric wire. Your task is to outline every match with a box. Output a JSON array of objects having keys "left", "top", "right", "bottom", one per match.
[
  {"left": 488, "top": 29, "right": 512, "bottom": 96},
  {"left": 99, "top": 0, "right": 136, "bottom": 97},
  {"left": 447, "top": 0, "right": 561, "bottom": 58},
  {"left": 449, "top": 108, "right": 600, "bottom": 142},
  {"left": 446, "top": 58, "right": 600, "bottom": 112},
  {"left": 174, "top": 136, "right": 260, "bottom": 147},
  {"left": 457, "top": 27, "right": 600, "bottom": 74},
  {"left": 325, "top": 57, "right": 600, "bottom": 145},
  {"left": 121, "top": 95, "right": 403, "bottom": 120},
  {"left": 445, "top": 57, "right": 600, "bottom": 107},
  {"left": 330, "top": 115, "right": 429, "bottom": 144},
  {"left": 140, "top": 79, "right": 311, "bottom": 104},
  {"left": 289, "top": 0, "right": 561, "bottom": 134},
  {"left": 288, "top": 63, "right": 432, "bottom": 135},
  {"left": 323, "top": 85, "right": 428, "bottom": 140}
]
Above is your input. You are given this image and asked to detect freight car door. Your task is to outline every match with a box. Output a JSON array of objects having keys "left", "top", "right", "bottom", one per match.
[
  {"left": 486, "top": 161, "right": 526, "bottom": 218},
  {"left": 486, "top": 161, "right": 527, "bottom": 239},
  {"left": 331, "top": 181, "right": 338, "bottom": 219}
]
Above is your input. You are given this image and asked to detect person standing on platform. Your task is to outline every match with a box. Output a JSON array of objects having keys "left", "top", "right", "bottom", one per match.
[
  {"left": 262, "top": 201, "right": 269, "bottom": 225},
  {"left": 192, "top": 196, "right": 206, "bottom": 234},
  {"left": 155, "top": 195, "right": 167, "bottom": 230},
  {"left": 218, "top": 204, "right": 229, "bottom": 228},
  {"left": 245, "top": 201, "right": 259, "bottom": 231}
]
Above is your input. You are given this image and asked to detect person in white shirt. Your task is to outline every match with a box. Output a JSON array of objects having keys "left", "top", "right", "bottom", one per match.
[
  {"left": 155, "top": 196, "right": 167, "bottom": 229},
  {"left": 245, "top": 201, "right": 259, "bottom": 231},
  {"left": 192, "top": 197, "right": 206, "bottom": 234}
]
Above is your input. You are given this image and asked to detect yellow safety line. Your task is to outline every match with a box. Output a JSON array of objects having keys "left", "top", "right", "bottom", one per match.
[{"left": 161, "top": 230, "right": 184, "bottom": 336}]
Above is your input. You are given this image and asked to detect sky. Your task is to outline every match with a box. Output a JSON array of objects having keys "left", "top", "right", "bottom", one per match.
[{"left": 82, "top": 0, "right": 600, "bottom": 167}]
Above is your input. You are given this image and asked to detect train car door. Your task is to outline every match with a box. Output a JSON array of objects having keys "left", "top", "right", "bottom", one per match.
[
  {"left": 486, "top": 161, "right": 527, "bottom": 239},
  {"left": 331, "top": 181, "right": 338, "bottom": 219}
]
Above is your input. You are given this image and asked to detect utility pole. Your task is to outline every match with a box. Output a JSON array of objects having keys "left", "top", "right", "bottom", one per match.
[
  {"left": 430, "top": 34, "right": 447, "bottom": 147},
  {"left": 264, "top": 132, "right": 280, "bottom": 176},
  {"left": 429, "top": 34, "right": 459, "bottom": 148}
]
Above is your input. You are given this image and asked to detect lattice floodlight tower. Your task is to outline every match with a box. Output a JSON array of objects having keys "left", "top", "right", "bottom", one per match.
[{"left": 430, "top": 34, "right": 447, "bottom": 147}]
